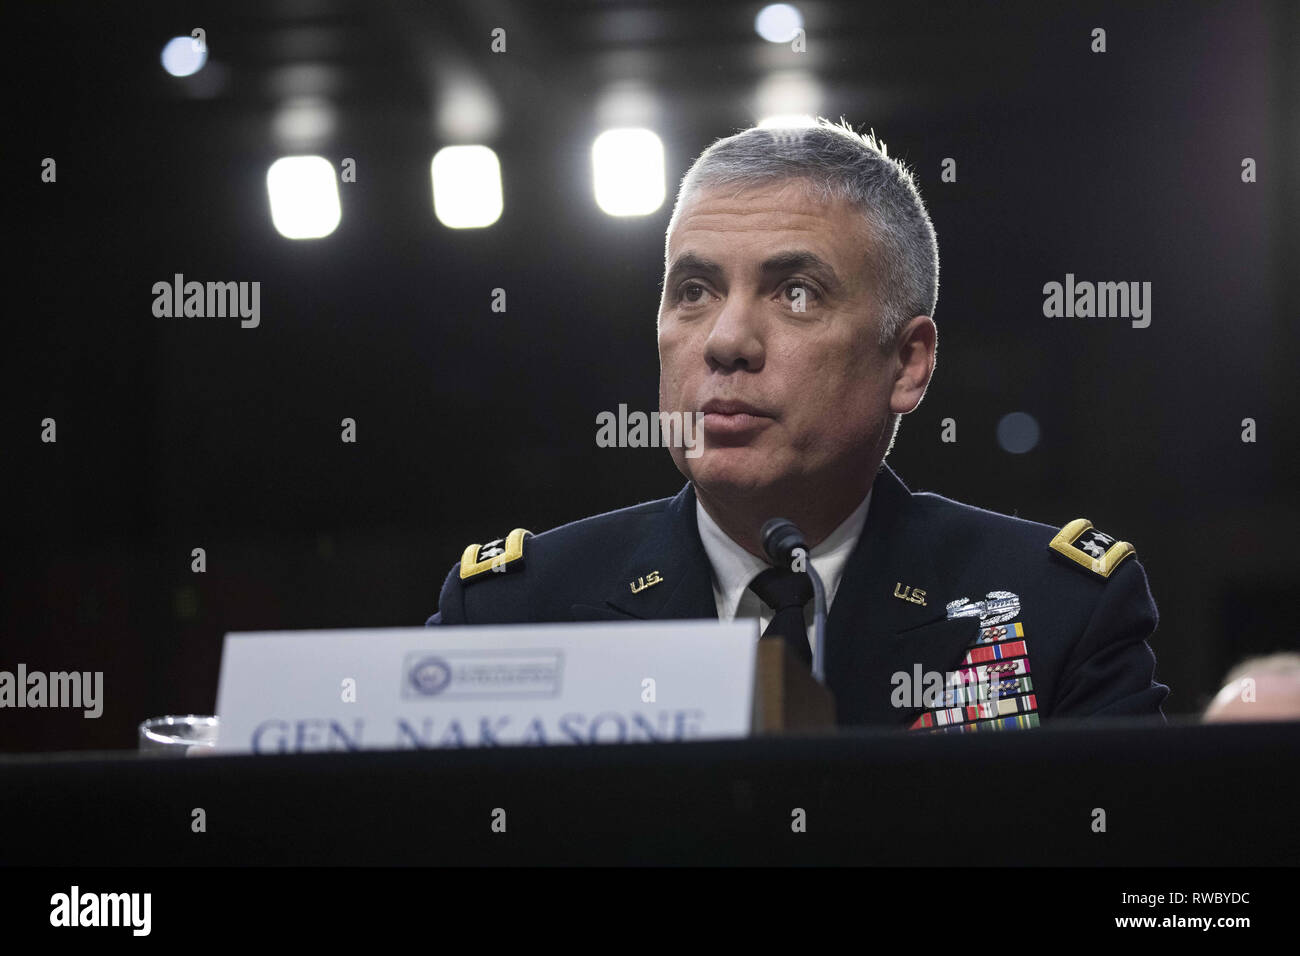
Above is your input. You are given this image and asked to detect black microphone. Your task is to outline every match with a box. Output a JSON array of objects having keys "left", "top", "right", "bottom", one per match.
[
  {"left": 760, "top": 518, "right": 804, "bottom": 567},
  {"left": 760, "top": 518, "right": 828, "bottom": 684}
]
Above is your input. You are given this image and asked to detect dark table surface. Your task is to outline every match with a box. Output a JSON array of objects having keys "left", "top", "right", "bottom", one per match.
[{"left": 2, "top": 719, "right": 1297, "bottom": 865}]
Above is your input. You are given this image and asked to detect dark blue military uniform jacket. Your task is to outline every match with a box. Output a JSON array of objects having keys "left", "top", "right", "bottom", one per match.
[{"left": 427, "top": 463, "right": 1168, "bottom": 731}]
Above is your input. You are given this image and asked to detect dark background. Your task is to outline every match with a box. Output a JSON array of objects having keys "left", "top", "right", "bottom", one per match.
[{"left": 5, "top": 0, "right": 1297, "bottom": 751}]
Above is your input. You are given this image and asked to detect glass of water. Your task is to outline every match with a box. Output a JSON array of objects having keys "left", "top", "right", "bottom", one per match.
[{"left": 138, "top": 715, "right": 219, "bottom": 756}]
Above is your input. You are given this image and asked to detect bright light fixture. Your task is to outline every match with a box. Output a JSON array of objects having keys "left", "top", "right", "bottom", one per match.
[
  {"left": 266, "top": 156, "right": 342, "bottom": 239},
  {"left": 431, "top": 146, "right": 504, "bottom": 229},
  {"left": 592, "top": 128, "right": 665, "bottom": 217}
]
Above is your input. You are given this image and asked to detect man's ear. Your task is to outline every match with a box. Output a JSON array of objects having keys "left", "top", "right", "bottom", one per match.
[{"left": 890, "top": 315, "right": 937, "bottom": 415}]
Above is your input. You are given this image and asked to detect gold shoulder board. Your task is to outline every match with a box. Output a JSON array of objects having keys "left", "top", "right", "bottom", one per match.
[
  {"left": 459, "top": 528, "right": 532, "bottom": 581},
  {"left": 1049, "top": 518, "right": 1135, "bottom": 578}
]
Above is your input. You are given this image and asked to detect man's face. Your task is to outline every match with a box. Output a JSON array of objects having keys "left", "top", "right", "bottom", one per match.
[{"left": 657, "top": 180, "right": 901, "bottom": 502}]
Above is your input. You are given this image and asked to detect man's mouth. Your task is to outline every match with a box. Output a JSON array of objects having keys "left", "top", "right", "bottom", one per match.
[{"left": 699, "top": 399, "right": 773, "bottom": 438}]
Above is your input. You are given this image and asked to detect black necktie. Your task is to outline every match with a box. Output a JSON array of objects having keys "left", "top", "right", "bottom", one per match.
[{"left": 748, "top": 566, "right": 814, "bottom": 667}]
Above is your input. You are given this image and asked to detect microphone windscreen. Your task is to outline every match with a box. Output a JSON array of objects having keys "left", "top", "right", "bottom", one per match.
[{"left": 761, "top": 518, "right": 805, "bottom": 566}]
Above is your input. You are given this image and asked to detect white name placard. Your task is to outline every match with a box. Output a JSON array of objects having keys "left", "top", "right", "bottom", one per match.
[{"left": 213, "top": 620, "right": 758, "bottom": 753}]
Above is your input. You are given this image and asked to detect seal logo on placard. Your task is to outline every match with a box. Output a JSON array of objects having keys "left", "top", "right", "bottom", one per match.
[{"left": 408, "top": 656, "right": 453, "bottom": 696}]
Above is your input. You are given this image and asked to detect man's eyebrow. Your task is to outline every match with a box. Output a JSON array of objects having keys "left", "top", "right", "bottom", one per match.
[
  {"left": 758, "top": 250, "right": 842, "bottom": 290},
  {"left": 662, "top": 250, "right": 843, "bottom": 290},
  {"left": 663, "top": 252, "right": 724, "bottom": 287}
]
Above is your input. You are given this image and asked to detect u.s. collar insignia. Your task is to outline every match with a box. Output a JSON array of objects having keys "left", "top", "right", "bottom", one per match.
[
  {"left": 459, "top": 528, "right": 532, "bottom": 581},
  {"left": 629, "top": 570, "right": 663, "bottom": 594},
  {"left": 946, "top": 590, "right": 1020, "bottom": 626},
  {"left": 1049, "top": 519, "right": 1134, "bottom": 578}
]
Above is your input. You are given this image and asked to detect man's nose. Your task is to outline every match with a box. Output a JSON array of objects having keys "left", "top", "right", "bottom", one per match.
[{"left": 704, "top": 294, "right": 765, "bottom": 371}]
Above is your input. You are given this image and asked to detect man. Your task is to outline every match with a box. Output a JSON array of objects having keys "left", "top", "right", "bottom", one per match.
[
  {"left": 1203, "top": 653, "right": 1300, "bottom": 722},
  {"left": 427, "top": 119, "right": 1169, "bottom": 732}
]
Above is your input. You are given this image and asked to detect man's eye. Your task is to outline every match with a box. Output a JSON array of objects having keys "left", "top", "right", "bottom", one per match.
[
  {"left": 679, "top": 282, "right": 707, "bottom": 303},
  {"left": 782, "top": 280, "right": 819, "bottom": 305}
]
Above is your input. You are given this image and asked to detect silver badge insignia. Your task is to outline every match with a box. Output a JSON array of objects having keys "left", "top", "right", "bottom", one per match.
[{"left": 945, "top": 590, "right": 1021, "bottom": 626}]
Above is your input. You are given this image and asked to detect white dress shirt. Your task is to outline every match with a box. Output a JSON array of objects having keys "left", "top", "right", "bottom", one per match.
[{"left": 695, "top": 489, "right": 872, "bottom": 656}]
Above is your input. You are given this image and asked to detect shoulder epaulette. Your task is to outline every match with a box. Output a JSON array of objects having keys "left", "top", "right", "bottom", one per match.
[
  {"left": 459, "top": 528, "right": 532, "bottom": 581},
  {"left": 1048, "top": 518, "right": 1135, "bottom": 578}
]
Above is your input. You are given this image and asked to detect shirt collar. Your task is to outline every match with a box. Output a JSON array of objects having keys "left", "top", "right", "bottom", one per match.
[{"left": 695, "top": 487, "right": 873, "bottom": 620}]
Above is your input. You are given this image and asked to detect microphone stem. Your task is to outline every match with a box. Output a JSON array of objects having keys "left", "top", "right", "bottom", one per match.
[{"left": 807, "top": 563, "right": 828, "bottom": 684}]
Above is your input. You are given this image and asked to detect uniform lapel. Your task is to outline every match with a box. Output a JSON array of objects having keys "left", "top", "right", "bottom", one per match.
[
  {"left": 826, "top": 464, "right": 980, "bottom": 727},
  {"left": 571, "top": 483, "right": 718, "bottom": 621},
  {"left": 569, "top": 468, "right": 979, "bottom": 729}
]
